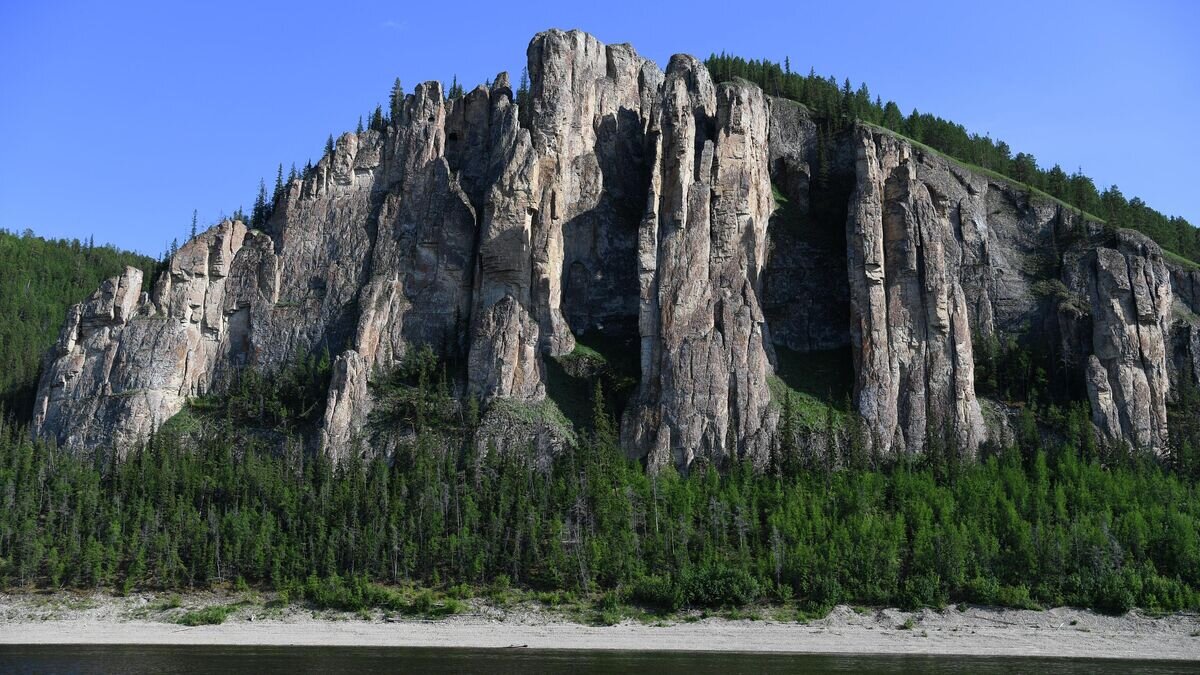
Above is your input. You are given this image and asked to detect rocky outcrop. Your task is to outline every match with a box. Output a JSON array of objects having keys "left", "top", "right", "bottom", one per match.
[
  {"left": 33, "top": 220, "right": 253, "bottom": 453},
  {"left": 525, "top": 30, "right": 661, "bottom": 352},
  {"left": 1167, "top": 266, "right": 1200, "bottom": 391},
  {"left": 321, "top": 81, "right": 482, "bottom": 452},
  {"left": 621, "top": 60, "right": 776, "bottom": 470},
  {"left": 762, "top": 99, "right": 853, "bottom": 353},
  {"left": 845, "top": 128, "right": 986, "bottom": 456},
  {"left": 33, "top": 28, "right": 1188, "bottom": 466},
  {"left": 1061, "top": 231, "right": 1173, "bottom": 450}
]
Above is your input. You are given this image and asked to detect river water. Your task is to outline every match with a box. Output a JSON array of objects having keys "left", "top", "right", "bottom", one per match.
[{"left": 0, "top": 646, "right": 1195, "bottom": 674}]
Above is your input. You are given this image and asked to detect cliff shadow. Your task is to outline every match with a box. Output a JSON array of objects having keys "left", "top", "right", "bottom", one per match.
[
  {"left": 761, "top": 125, "right": 855, "bottom": 356},
  {"left": 771, "top": 345, "right": 854, "bottom": 412},
  {"left": 544, "top": 332, "right": 640, "bottom": 435},
  {"left": 560, "top": 107, "right": 647, "bottom": 342}
]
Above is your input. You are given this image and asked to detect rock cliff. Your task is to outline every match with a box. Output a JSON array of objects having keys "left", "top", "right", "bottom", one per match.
[
  {"left": 33, "top": 29, "right": 1190, "bottom": 466},
  {"left": 620, "top": 58, "right": 776, "bottom": 470}
]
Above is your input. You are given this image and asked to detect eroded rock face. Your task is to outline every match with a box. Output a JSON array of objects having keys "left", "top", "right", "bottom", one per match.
[
  {"left": 526, "top": 30, "right": 662, "bottom": 350},
  {"left": 33, "top": 28, "right": 1186, "bottom": 466},
  {"left": 845, "top": 128, "right": 986, "bottom": 456},
  {"left": 322, "top": 82, "right": 483, "bottom": 453},
  {"left": 1061, "top": 231, "right": 1173, "bottom": 450},
  {"left": 620, "top": 61, "right": 776, "bottom": 470},
  {"left": 464, "top": 87, "right": 541, "bottom": 405},
  {"left": 1168, "top": 266, "right": 1200, "bottom": 391},
  {"left": 762, "top": 99, "right": 853, "bottom": 353},
  {"left": 34, "top": 220, "right": 252, "bottom": 453}
]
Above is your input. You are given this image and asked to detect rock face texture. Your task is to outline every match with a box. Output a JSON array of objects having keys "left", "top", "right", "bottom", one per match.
[
  {"left": 1061, "top": 231, "right": 1174, "bottom": 449},
  {"left": 1167, "top": 265, "right": 1200, "bottom": 395},
  {"left": 524, "top": 30, "right": 661, "bottom": 352},
  {"left": 765, "top": 113, "right": 1178, "bottom": 457},
  {"left": 33, "top": 29, "right": 1188, "bottom": 465},
  {"left": 843, "top": 128, "right": 986, "bottom": 456},
  {"left": 621, "top": 60, "right": 776, "bottom": 470},
  {"left": 34, "top": 220, "right": 254, "bottom": 453},
  {"left": 762, "top": 99, "right": 852, "bottom": 354}
]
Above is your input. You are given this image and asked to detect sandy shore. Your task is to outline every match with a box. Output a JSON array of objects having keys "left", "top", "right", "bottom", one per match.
[{"left": 1, "top": 592, "right": 1198, "bottom": 660}]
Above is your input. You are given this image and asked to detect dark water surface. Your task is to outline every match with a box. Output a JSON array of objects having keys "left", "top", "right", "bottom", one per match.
[{"left": 0, "top": 645, "right": 1194, "bottom": 674}]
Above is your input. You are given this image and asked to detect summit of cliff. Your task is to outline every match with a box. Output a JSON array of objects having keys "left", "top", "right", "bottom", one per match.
[{"left": 31, "top": 29, "right": 1200, "bottom": 469}]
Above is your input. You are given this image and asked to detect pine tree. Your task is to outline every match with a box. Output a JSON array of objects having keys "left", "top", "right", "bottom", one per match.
[
  {"left": 274, "top": 164, "right": 284, "bottom": 202},
  {"left": 816, "top": 124, "right": 831, "bottom": 192},
  {"left": 189, "top": 209, "right": 198, "bottom": 239},
  {"left": 370, "top": 105, "right": 384, "bottom": 132},
  {"left": 356, "top": 116, "right": 363, "bottom": 135},
  {"left": 389, "top": 78, "right": 404, "bottom": 121},
  {"left": 251, "top": 179, "right": 268, "bottom": 229},
  {"left": 447, "top": 75, "right": 464, "bottom": 100},
  {"left": 517, "top": 67, "right": 530, "bottom": 112},
  {"left": 840, "top": 77, "right": 854, "bottom": 121},
  {"left": 591, "top": 380, "right": 615, "bottom": 449},
  {"left": 325, "top": 134, "right": 335, "bottom": 156}
]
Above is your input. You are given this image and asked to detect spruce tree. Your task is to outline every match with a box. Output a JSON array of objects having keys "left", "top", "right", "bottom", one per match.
[
  {"left": 389, "top": 78, "right": 404, "bottom": 121},
  {"left": 517, "top": 67, "right": 531, "bottom": 127},
  {"left": 251, "top": 179, "right": 268, "bottom": 229}
]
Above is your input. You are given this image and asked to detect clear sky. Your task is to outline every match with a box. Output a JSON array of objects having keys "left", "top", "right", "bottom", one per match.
[{"left": 1, "top": 0, "right": 1197, "bottom": 256}]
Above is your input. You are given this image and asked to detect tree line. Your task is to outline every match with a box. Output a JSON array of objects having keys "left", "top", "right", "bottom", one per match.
[
  {"left": 705, "top": 53, "right": 1200, "bottom": 263},
  {"left": 1, "top": 348, "right": 1197, "bottom": 616}
]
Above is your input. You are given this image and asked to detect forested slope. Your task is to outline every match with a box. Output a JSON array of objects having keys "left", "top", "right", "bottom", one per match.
[
  {"left": 1, "top": 353, "right": 1198, "bottom": 617},
  {"left": 0, "top": 230, "right": 156, "bottom": 419},
  {"left": 4, "top": 30, "right": 1200, "bottom": 620}
]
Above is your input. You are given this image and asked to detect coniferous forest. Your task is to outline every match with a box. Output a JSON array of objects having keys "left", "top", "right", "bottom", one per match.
[
  {"left": 1, "top": 346, "right": 1199, "bottom": 618},
  {"left": 0, "top": 230, "right": 156, "bottom": 420},
  {"left": 2, "top": 54, "right": 1200, "bottom": 622}
]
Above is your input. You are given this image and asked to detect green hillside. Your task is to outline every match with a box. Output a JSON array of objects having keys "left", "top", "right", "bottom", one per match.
[{"left": 0, "top": 230, "right": 156, "bottom": 420}]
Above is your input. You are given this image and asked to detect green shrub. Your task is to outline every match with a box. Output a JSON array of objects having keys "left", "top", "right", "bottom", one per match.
[
  {"left": 409, "top": 589, "right": 435, "bottom": 614},
  {"left": 631, "top": 575, "right": 683, "bottom": 612},
  {"left": 995, "top": 584, "right": 1040, "bottom": 610},
  {"left": 1094, "top": 571, "right": 1136, "bottom": 615},
  {"left": 965, "top": 576, "right": 1000, "bottom": 605},
  {"left": 175, "top": 605, "right": 236, "bottom": 626},
  {"left": 681, "top": 564, "right": 761, "bottom": 608},
  {"left": 803, "top": 573, "right": 843, "bottom": 609},
  {"left": 298, "top": 574, "right": 405, "bottom": 612},
  {"left": 901, "top": 573, "right": 946, "bottom": 610},
  {"left": 155, "top": 594, "right": 182, "bottom": 611}
]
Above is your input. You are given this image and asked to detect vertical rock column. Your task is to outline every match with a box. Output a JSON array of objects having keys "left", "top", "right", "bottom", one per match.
[
  {"left": 321, "top": 81, "right": 483, "bottom": 455},
  {"left": 846, "top": 128, "right": 985, "bottom": 456},
  {"left": 1169, "top": 267, "right": 1200, "bottom": 390},
  {"left": 467, "top": 78, "right": 546, "bottom": 404},
  {"left": 623, "top": 59, "right": 776, "bottom": 471},
  {"left": 1066, "top": 231, "right": 1172, "bottom": 451},
  {"left": 525, "top": 29, "right": 662, "bottom": 349}
]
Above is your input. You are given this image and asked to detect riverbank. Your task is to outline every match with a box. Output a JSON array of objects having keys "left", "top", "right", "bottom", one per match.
[{"left": 1, "top": 592, "right": 1198, "bottom": 660}]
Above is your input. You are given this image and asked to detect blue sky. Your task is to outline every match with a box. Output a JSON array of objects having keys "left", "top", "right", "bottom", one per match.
[{"left": 1, "top": 0, "right": 1196, "bottom": 256}]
